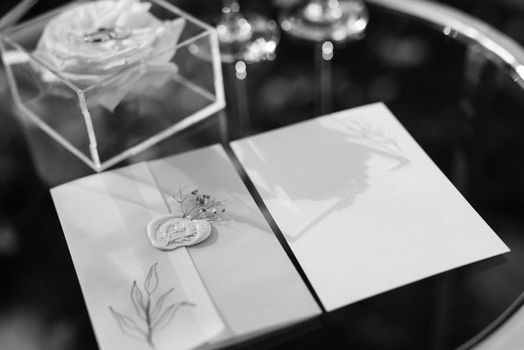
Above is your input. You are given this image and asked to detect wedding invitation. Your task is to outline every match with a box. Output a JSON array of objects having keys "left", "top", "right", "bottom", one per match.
[
  {"left": 231, "top": 102, "right": 509, "bottom": 312},
  {"left": 51, "top": 163, "right": 225, "bottom": 350},
  {"left": 52, "top": 102, "right": 510, "bottom": 348},
  {"left": 51, "top": 145, "right": 320, "bottom": 350}
]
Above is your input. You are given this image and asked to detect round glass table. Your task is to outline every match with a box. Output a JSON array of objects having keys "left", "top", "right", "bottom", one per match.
[{"left": 1, "top": 0, "right": 524, "bottom": 349}]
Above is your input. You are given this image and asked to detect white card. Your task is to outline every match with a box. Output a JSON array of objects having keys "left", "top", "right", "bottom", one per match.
[
  {"left": 231, "top": 102, "right": 509, "bottom": 312},
  {"left": 51, "top": 145, "right": 321, "bottom": 349},
  {"left": 51, "top": 162, "right": 225, "bottom": 350}
]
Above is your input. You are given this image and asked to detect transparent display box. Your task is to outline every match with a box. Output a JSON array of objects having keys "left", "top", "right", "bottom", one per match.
[{"left": 1, "top": 0, "right": 225, "bottom": 172}]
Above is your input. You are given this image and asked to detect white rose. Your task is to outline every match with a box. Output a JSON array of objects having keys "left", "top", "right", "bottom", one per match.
[{"left": 33, "top": 0, "right": 185, "bottom": 111}]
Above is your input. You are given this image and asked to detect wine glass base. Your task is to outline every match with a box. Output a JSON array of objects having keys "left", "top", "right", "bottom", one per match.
[
  {"left": 280, "top": 0, "right": 369, "bottom": 43},
  {"left": 218, "top": 14, "right": 280, "bottom": 64}
]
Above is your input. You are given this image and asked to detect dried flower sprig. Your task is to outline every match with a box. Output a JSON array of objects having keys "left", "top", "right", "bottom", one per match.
[
  {"left": 167, "top": 187, "right": 226, "bottom": 221},
  {"left": 109, "top": 263, "right": 194, "bottom": 349}
]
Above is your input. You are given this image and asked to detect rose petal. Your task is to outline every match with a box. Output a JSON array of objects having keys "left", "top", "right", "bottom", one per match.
[
  {"left": 150, "top": 17, "right": 185, "bottom": 65},
  {"left": 116, "top": 7, "right": 155, "bottom": 29},
  {"left": 33, "top": 0, "right": 186, "bottom": 110}
]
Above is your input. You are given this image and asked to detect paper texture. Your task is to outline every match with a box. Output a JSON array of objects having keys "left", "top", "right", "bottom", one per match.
[
  {"left": 51, "top": 162, "right": 225, "bottom": 350},
  {"left": 147, "top": 146, "right": 321, "bottom": 342},
  {"left": 231, "top": 102, "right": 510, "bottom": 312},
  {"left": 51, "top": 145, "right": 320, "bottom": 349}
]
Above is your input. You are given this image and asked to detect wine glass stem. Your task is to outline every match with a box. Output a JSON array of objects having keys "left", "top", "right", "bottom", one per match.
[{"left": 316, "top": 42, "right": 333, "bottom": 114}]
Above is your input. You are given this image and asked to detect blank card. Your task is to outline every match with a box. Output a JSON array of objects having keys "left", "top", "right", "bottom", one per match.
[{"left": 231, "top": 102, "right": 509, "bottom": 312}]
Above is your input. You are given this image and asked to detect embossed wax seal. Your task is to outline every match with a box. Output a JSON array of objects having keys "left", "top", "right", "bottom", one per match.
[{"left": 147, "top": 216, "right": 211, "bottom": 251}]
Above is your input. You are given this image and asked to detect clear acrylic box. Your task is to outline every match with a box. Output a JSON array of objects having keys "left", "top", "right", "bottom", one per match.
[{"left": 1, "top": 0, "right": 225, "bottom": 172}]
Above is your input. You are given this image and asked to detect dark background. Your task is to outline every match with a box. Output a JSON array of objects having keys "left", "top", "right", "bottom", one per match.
[{"left": 1, "top": 0, "right": 524, "bottom": 349}]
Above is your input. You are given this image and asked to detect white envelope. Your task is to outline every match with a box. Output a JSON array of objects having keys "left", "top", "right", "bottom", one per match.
[
  {"left": 52, "top": 161, "right": 225, "bottom": 350},
  {"left": 231, "top": 102, "right": 510, "bottom": 312},
  {"left": 51, "top": 145, "right": 320, "bottom": 349}
]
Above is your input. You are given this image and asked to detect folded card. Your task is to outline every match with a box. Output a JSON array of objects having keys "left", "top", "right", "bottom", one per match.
[
  {"left": 51, "top": 162, "right": 225, "bottom": 350},
  {"left": 51, "top": 145, "right": 320, "bottom": 349},
  {"left": 231, "top": 102, "right": 509, "bottom": 312}
]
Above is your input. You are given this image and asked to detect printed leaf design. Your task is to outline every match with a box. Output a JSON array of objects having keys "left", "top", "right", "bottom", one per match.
[
  {"left": 109, "top": 307, "right": 146, "bottom": 339},
  {"left": 153, "top": 301, "right": 194, "bottom": 331},
  {"left": 151, "top": 288, "right": 174, "bottom": 320},
  {"left": 131, "top": 281, "right": 146, "bottom": 319},
  {"left": 144, "top": 263, "right": 159, "bottom": 295},
  {"left": 110, "top": 263, "right": 193, "bottom": 349}
]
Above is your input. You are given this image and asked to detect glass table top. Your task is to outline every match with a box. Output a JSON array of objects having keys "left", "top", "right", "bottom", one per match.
[{"left": 1, "top": 0, "right": 524, "bottom": 349}]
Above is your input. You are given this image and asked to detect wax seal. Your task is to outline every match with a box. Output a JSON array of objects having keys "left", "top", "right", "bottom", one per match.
[{"left": 147, "top": 216, "right": 211, "bottom": 251}]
